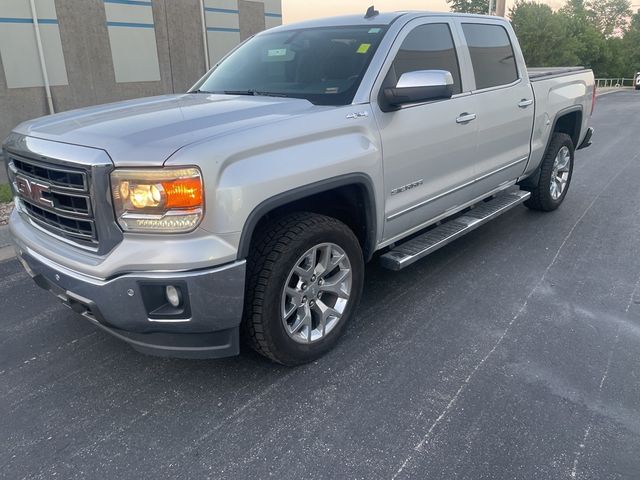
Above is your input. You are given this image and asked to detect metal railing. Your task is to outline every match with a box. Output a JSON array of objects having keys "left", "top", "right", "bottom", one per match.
[{"left": 595, "top": 78, "right": 634, "bottom": 88}]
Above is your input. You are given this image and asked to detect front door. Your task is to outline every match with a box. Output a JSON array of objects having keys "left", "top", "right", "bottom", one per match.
[{"left": 371, "top": 20, "right": 480, "bottom": 241}]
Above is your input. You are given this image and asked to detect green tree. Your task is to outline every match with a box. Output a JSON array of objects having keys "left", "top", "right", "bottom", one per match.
[
  {"left": 510, "top": 2, "right": 579, "bottom": 67},
  {"left": 586, "top": 0, "right": 632, "bottom": 37},
  {"left": 560, "top": 0, "right": 589, "bottom": 22},
  {"left": 621, "top": 12, "right": 640, "bottom": 76},
  {"left": 510, "top": 0, "right": 636, "bottom": 79},
  {"left": 558, "top": 0, "right": 608, "bottom": 72},
  {"left": 447, "top": 0, "right": 493, "bottom": 15}
]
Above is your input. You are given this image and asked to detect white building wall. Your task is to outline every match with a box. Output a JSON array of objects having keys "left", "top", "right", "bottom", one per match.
[{"left": 0, "top": 0, "right": 68, "bottom": 88}]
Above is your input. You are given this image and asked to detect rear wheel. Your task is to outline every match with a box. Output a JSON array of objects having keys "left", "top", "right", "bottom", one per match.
[
  {"left": 524, "top": 133, "right": 574, "bottom": 212},
  {"left": 242, "top": 212, "right": 364, "bottom": 365}
]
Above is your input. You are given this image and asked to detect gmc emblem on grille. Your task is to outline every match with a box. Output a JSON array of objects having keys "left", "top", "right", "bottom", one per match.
[{"left": 15, "top": 176, "right": 54, "bottom": 209}]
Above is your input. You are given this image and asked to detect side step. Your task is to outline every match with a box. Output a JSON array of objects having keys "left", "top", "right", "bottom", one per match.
[{"left": 380, "top": 190, "right": 531, "bottom": 271}]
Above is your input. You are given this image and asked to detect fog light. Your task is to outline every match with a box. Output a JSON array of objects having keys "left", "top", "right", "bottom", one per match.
[{"left": 165, "top": 285, "right": 181, "bottom": 308}]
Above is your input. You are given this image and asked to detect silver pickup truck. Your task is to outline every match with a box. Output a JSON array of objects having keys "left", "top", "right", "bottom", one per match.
[{"left": 4, "top": 11, "right": 595, "bottom": 365}]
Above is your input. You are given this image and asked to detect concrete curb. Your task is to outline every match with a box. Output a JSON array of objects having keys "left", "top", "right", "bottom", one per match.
[
  {"left": 0, "top": 224, "right": 14, "bottom": 261},
  {"left": 0, "top": 154, "right": 7, "bottom": 185},
  {"left": 1, "top": 150, "right": 13, "bottom": 260},
  {"left": 597, "top": 88, "right": 632, "bottom": 97},
  {"left": 0, "top": 245, "right": 15, "bottom": 262},
  {"left": 0, "top": 223, "right": 10, "bottom": 247}
]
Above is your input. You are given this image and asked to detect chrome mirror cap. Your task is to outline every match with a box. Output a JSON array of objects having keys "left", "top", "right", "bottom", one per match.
[
  {"left": 396, "top": 70, "right": 454, "bottom": 89},
  {"left": 381, "top": 69, "right": 455, "bottom": 111}
]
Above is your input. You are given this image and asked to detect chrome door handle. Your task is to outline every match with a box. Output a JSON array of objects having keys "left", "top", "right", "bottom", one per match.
[
  {"left": 518, "top": 99, "right": 534, "bottom": 108},
  {"left": 456, "top": 113, "right": 477, "bottom": 124}
]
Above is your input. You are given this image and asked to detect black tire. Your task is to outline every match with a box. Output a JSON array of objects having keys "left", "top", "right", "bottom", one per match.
[
  {"left": 242, "top": 212, "right": 364, "bottom": 366},
  {"left": 524, "top": 133, "right": 574, "bottom": 212}
]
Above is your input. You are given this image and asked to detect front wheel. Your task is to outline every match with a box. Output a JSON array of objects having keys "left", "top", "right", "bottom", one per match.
[
  {"left": 242, "top": 212, "right": 364, "bottom": 365},
  {"left": 524, "top": 133, "right": 574, "bottom": 212}
]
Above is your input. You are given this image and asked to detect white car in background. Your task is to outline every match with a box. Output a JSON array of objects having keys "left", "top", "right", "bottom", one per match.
[{"left": 635, "top": 72, "right": 640, "bottom": 90}]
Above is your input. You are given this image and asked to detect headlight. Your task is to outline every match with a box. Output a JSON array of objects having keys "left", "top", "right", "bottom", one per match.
[{"left": 111, "top": 168, "right": 204, "bottom": 233}]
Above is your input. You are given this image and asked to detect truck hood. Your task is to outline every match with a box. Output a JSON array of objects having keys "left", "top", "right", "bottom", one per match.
[{"left": 14, "top": 94, "right": 319, "bottom": 166}]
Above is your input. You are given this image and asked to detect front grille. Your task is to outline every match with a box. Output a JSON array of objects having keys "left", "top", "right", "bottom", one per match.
[
  {"left": 22, "top": 202, "right": 96, "bottom": 241},
  {"left": 12, "top": 158, "right": 86, "bottom": 190},
  {"left": 10, "top": 155, "right": 98, "bottom": 249},
  {"left": 50, "top": 192, "right": 91, "bottom": 216}
]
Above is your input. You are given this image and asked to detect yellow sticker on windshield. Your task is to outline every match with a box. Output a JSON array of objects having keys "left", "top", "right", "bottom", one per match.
[{"left": 357, "top": 43, "right": 371, "bottom": 54}]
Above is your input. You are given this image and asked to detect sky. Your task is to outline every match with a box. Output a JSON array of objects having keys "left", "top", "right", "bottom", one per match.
[{"left": 281, "top": 0, "right": 565, "bottom": 23}]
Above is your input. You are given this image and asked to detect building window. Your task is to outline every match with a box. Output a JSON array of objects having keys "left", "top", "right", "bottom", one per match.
[
  {"left": 0, "top": 0, "right": 68, "bottom": 88},
  {"left": 204, "top": 0, "right": 241, "bottom": 65},
  {"left": 104, "top": 0, "right": 160, "bottom": 83}
]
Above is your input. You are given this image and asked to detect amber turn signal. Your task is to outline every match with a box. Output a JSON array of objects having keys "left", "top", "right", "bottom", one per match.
[{"left": 163, "top": 177, "right": 203, "bottom": 209}]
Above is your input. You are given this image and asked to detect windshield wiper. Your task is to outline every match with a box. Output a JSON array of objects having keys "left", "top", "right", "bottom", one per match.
[
  {"left": 189, "top": 89, "right": 288, "bottom": 98},
  {"left": 222, "top": 89, "right": 288, "bottom": 98}
]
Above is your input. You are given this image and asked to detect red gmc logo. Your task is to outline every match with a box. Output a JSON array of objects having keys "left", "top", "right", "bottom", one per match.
[{"left": 15, "top": 176, "right": 54, "bottom": 209}]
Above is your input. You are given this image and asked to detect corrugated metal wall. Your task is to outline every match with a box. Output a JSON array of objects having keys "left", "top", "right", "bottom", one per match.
[{"left": 0, "top": 0, "right": 282, "bottom": 142}]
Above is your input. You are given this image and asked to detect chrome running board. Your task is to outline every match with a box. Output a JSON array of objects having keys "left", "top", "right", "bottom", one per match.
[{"left": 380, "top": 190, "right": 531, "bottom": 271}]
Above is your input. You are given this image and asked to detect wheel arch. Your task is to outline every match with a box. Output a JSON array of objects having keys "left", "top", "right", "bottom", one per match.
[
  {"left": 519, "top": 106, "right": 582, "bottom": 189},
  {"left": 551, "top": 106, "right": 583, "bottom": 149},
  {"left": 237, "top": 173, "right": 378, "bottom": 262}
]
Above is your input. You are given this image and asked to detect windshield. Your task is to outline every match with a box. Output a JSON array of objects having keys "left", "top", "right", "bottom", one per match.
[{"left": 193, "top": 26, "right": 388, "bottom": 106}]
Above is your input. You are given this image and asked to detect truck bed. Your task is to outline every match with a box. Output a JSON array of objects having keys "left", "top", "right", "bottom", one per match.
[
  {"left": 526, "top": 67, "right": 595, "bottom": 179},
  {"left": 528, "top": 67, "right": 588, "bottom": 81}
]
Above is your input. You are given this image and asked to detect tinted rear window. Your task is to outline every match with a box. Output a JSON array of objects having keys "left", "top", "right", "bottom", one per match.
[{"left": 462, "top": 24, "right": 518, "bottom": 90}]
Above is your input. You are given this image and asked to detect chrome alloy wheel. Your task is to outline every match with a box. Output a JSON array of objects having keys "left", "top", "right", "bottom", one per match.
[
  {"left": 281, "top": 243, "right": 352, "bottom": 344},
  {"left": 550, "top": 146, "right": 571, "bottom": 200}
]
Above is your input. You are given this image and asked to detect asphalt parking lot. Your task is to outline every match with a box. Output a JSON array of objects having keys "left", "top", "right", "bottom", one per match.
[{"left": 1, "top": 91, "right": 640, "bottom": 479}]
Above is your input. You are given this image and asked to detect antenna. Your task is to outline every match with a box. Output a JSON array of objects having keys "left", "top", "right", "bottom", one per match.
[{"left": 365, "top": 5, "right": 379, "bottom": 19}]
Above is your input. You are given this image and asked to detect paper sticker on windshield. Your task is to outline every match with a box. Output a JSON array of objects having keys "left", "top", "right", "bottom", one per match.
[
  {"left": 267, "top": 48, "right": 287, "bottom": 57},
  {"left": 368, "top": 28, "right": 381, "bottom": 34},
  {"left": 357, "top": 43, "right": 371, "bottom": 54}
]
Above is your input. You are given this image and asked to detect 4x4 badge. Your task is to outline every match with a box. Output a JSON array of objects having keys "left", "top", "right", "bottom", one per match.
[{"left": 346, "top": 111, "right": 369, "bottom": 119}]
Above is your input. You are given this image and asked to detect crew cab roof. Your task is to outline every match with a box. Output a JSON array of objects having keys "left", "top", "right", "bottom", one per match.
[
  {"left": 267, "top": 12, "right": 408, "bottom": 31},
  {"left": 264, "top": 11, "right": 507, "bottom": 33}
]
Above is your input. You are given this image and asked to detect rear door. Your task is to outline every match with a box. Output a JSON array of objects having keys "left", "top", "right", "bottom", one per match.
[
  {"left": 371, "top": 18, "right": 480, "bottom": 241},
  {"left": 455, "top": 19, "right": 535, "bottom": 191}
]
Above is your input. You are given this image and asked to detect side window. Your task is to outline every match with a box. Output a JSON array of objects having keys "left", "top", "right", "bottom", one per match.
[
  {"left": 385, "top": 23, "right": 462, "bottom": 95},
  {"left": 462, "top": 23, "right": 519, "bottom": 90}
]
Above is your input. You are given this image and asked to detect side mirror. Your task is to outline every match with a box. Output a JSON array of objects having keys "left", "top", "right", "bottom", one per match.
[{"left": 382, "top": 70, "right": 454, "bottom": 110}]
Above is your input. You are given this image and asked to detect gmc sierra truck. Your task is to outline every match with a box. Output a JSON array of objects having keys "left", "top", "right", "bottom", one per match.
[{"left": 4, "top": 11, "right": 595, "bottom": 365}]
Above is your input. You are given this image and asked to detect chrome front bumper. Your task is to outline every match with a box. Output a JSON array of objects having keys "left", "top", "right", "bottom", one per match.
[{"left": 14, "top": 244, "right": 246, "bottom": 359}]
